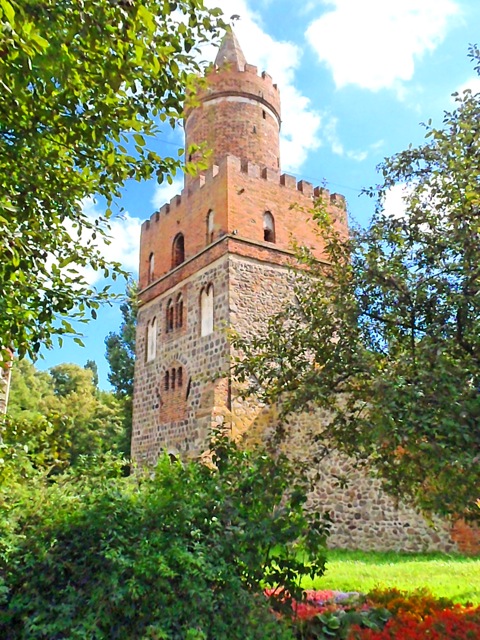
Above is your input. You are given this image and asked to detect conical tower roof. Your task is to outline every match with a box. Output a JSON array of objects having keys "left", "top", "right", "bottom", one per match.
[{"left": 214, "top": 27, "right": 247, "bottom": 71}]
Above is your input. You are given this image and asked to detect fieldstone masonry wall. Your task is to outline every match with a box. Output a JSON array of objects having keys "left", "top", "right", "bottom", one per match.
[
  {"left": 132, "top": 255, "right": 231, "bottom": 462},
  {"left": 227, "top": 255, "right": 460, "bottom": 553}
]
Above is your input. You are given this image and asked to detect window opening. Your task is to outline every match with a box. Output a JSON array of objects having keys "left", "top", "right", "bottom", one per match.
[
  {"left": 148, "top": 252, "right": 155, "bottom": 283},
  {"left": 164, "top": 370, "right": 170, "bottom": 390},
  {"left": 172, "top": 233, "right": 185, "bottom": 268},
  {"left": 175, "top": 294, "right": 183, "bottom": 328},
  {"left": 263, "top": 211, "right": 275, "bottom": 243},
  {"left": 200, "top": 284, "right": 214, "bottom": 336},
  {"left": 146, "top": 317, "right": 157, "bottom": 362},
  {"left": 166, "top": 299, "right": 174, "bottom": 332},
  {"left": 171, "top": 368, "right": 176, "bottom": 390},
  {"left": 206, "top": 210, "right": 215, "bottom": 244},
  {"left": 178, "top": 367, "right": 183, "bottom": 387}
]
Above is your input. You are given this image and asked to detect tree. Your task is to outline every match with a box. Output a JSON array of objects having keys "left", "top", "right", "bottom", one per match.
[
  {"left": 105, "top": 281, "right": 137, "bottom": 399},
  {"left": 84, "top": 359, "right": 99, "bottom": 389},
  {"left": 3, "top": 359, "right": 127, "bottom": 470},
  {"left": 0, "top": 0, "right": 224, "bottom": 359},
  {"left": 0, "top": 434, "right": 328, "bottom": 639},
  {"left": 105, "top": 280, "right": 137, "bottom": 455},
  {"left": 233, "top": 46, "right": 480, "bottom": 523}
]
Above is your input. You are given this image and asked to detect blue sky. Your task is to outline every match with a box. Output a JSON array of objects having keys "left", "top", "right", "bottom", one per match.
[{"left": 38, "top": 0, "right": 480, "bottom": 388}]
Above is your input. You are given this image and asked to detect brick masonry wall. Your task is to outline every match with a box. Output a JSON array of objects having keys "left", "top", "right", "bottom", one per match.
[
  {"left": 184, "top": 64, "right": 281, "bottom": 182},
  {"left": 139, "top": 156, "right": 347, "bottom": 293},
  {"left": 227, "top": 255, "right": 461, "bottom": 553}
]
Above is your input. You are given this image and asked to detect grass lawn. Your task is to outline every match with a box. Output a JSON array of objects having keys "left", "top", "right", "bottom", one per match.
[{"left": 302, "top": 549, "right": 480, "bottom": 604}]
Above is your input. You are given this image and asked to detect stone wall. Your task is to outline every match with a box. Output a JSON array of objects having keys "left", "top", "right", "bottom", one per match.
[
  {"left": 132, "top": 254, "right": 231, "bottom": 462},
  {"left": 227, "top": 254, "right": 461, "bottom": 553}
]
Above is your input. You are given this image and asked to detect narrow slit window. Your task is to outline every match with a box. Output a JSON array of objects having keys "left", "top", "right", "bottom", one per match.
[
  {"left": 166, "top": 299, "right": 174, "bottom": 333},
  {"left": 164, "top": 370, "right": 170, "bottom": 391},
  {"left": 172, "top": 233, "right": 185, "bottom": 268},
  {"left": 206, "top": 210, "right": 214, "bottom": 244},
  {"left": 146, "top": 317, "right": 157, "bottom": 362},
  {"left": 178, "top": 367, "right": 183, "bottom": 387},
  {"left": 175, "top": 294, "right": 183, "bottom": 328},
  {"left": 263, "top": 211, "right": 275, "bottom": 243},
  {"left": 200, "top": 284, "right": 214, "bottom": 336},
  {"left": 148, "top": 252, "right": 155, "bottom": 283},
  {"left": 171, "top": 368, "right": 176, "bottom": 390}
]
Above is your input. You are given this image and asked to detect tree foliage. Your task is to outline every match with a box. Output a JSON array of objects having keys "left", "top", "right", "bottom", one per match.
[
  {"left": 105, "top": 280, "right": 137, "bottom": 399},
  {"left": 2, "top": 358, "right": 127, "bottom": 472},
  {"left": 84, "top": 359, "right": 99, "bottom": 389},
  {"left": 233, "top": 46, "right": 480, "bottom": 522},
  {"left": 0, "top": 434, "right": 329, "bottom": 639},
  {"left": 0, "top": 0, "right": 224, "bottom": 358},
  {"left": 105, "top": 280, "right": 137, "bottom": 456}
]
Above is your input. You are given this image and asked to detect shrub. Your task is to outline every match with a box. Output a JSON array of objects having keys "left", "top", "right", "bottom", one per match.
[
  {"left": 0, "top": 433, "right": 329, "bottom": 638},
  {"left": 280, "top": 588, "right": 478, "bottom": 640},
  {"left": 276, "top": 591, "right": 390, "bottom": 640},
  {"left": 349, "top": 606, "right": 480, "bottom": 639},
  {"left": 366, "top": 587, "right": 455, "bottom": 618}
]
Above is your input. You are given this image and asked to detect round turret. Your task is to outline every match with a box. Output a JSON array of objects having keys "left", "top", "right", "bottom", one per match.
[{"left": 184, "top": 29, "right": 281, "bottom": 185}]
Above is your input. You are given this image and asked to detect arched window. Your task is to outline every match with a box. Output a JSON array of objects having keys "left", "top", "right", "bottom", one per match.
[
  {"left": 206, "top": 210, "right": 214, "bottom": 244},
  {"left": 148, "top": 252, "right": 155, "bottom": 283},
  {"left": 172, "top": 233, "right": 185, "bottom": 268},
  {"left": 166, "top": 299, "right": 174, "bottom": 333},
  {"left": 175, "top": 293, "right": 183, "bottom": 328},
  {"left": 171, "top": 367, "right": 176, "bottom": 390},
  {"left": 177, "top": 367, "right": 183, "bottom": 387},
  {"left": 146, "top": 317, "right": 157, "bottom": 362},
  {"left": 200, "top": 284, "right": 214, "bottom": 336},
  {"left": 164, "top": 370, "right": 170, "bottom": 390},
  {"left": 263, "top": 211, "right": 275, "bottom": 243}
]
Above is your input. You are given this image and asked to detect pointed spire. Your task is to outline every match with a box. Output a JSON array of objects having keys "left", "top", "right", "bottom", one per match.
[{"left": 214, "top": 27, "right": 247, "bottom": 71}]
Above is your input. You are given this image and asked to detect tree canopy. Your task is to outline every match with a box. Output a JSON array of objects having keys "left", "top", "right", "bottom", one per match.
[
  {"left": 233, "top": 46, "right": 480, "bottom": 523},
  {"left": 105, "top": 281, "right": 137, "bottom": 399},
  {"left": 0, "top": 0, "right": 224, "bottom": 359},
  {"left": 3, "top": 358, "right": 127, "bottom": 471},
  {"left": 105, "top": 280, "right": 137, "bottom": 455},
  {"left": 0, "top": 431, "right": 328, "bottom": 639}
]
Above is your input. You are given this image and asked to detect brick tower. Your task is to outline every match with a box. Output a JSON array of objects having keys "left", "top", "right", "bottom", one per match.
[
  {"left": 131, "top": 30, "right": 475, "bottom": 554},
  {"left": 132, "top": 28, "right": 347, "bottom": 461}
]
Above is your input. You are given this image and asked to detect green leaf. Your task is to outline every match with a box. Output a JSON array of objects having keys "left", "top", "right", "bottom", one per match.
[
  {"left": 133, "top": 133, "right": 146, "bottom": 147},
  {"left": 0, "top": 0, "right": 15, "bottom": 24}
]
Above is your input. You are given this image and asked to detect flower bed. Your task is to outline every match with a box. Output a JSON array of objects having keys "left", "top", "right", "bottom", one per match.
[{"left": 267, "top": 588, "right": 480, "bottom": 639}]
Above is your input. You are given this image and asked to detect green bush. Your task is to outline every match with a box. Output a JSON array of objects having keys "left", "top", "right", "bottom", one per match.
[{"left": 0, "top": 434, "right": 330, "bottom": 639}]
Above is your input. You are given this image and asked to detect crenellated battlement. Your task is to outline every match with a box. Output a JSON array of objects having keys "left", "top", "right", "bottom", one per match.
[
  {"left": 142, "top": 155, "right": 346, "bottom": 235},
  {"left": 207, "top": 63, "right": 280, "bottom": 96},
  {"left": 209, "top": 48, "right": 279, "bottom": 94},
  {"left": 232, "top": 155, "right": 346, "bottom": 209},
  {"left": 142, "top": 191, "right": 183, "bottom": 232}
]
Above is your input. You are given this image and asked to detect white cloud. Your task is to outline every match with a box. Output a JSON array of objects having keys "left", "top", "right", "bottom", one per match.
[
  {"left": 454, "top": 76, "right": 480, "bottom": 97},
  {"left": 323, "top": 115, "right": 382, "bottom": 162},
  {"left": 382, "top": 184, "right": 411, "bottom": 218},
  {"left": 204, "top": 0, "right": 322, "bottom": 171},
  {"left": 76, "top": 198, "right": 142, "bottom": 283},
  {"left": 151, "top": 176, "right": 184, "bottom": 210},
  {"left": 306, "top": 0, "right": 461, "bottom": 94}
]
